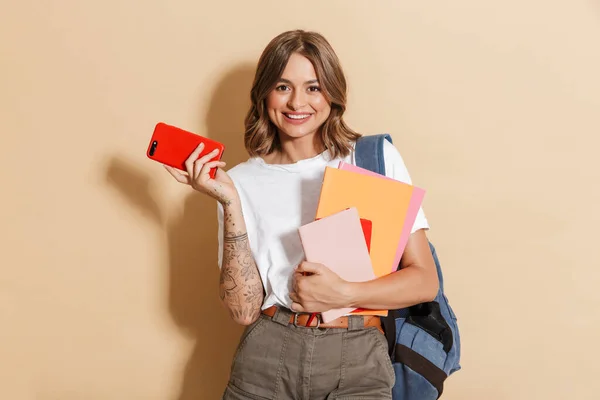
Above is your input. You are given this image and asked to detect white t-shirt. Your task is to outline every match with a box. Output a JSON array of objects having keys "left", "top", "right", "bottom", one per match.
[{"left": 217, "top": 140, "right": 429, "bottom": 310}]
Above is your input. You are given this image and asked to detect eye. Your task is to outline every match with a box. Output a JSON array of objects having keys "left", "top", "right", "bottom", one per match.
[
  {"left": 308, "top": 86, "right": 321, "bottom": 92},
  {"left": 275, "top": 84, "right": 290, "bottom": 91}
]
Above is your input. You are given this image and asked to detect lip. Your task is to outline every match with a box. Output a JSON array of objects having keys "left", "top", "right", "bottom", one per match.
[{"left": 282, "top": 111, "right": 313, "bottom": 125}]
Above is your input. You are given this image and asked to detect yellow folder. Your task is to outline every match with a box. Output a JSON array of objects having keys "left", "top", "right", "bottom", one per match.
[{"left": 315, "top": 166, "right": 415, "bottom": 316}]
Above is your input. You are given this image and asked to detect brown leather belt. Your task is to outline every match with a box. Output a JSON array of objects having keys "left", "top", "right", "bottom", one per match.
[{"left": 262, "top": 306, "right": 384, "bottom": 335}]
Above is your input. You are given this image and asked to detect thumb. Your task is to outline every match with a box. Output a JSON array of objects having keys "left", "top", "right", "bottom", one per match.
[{"left": 297, "top": 261, "right": 322, "bottom": 275}]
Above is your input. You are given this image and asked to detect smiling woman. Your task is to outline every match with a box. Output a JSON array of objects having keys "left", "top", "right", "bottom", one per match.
[
  {"left": 263, "top": 54, "right": 333, "bottom": 163},
  {"left": 268, "top": 59, "right": 330, "bottom": 136},
  {"left": 164, "top": 29, "right": 437, "bottom": 399},
  {"left": 244, "top": 31, "right": 361, "bottom": 162}
]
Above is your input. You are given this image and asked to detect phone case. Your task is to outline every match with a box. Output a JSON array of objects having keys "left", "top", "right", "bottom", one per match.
[{"left": 146, "top": 122, "right": 225, "bottom": 179}]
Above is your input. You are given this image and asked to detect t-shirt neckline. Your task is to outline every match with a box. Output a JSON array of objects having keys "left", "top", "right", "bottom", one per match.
[{"left": 251, "top": 150, "right": 331, "bottom": 172}]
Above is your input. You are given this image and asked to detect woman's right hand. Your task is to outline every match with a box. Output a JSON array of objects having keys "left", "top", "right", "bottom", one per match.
[{"left": 163, "top": 142, "right": 239, "bottom": 205}]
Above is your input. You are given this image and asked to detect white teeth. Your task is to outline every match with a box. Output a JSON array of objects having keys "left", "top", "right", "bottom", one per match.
[{"left": 286, "top": 114, "right": 310, "bottom": 120}]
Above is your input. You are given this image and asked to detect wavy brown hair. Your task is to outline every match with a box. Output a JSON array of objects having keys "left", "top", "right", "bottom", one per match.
[{"left": 244, "top": 30, "right": 361, "bottom": 159}]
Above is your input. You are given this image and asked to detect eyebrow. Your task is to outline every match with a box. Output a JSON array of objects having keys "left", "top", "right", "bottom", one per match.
[{"left": 278, "top": 78, "right": 319, "bottom": 85}]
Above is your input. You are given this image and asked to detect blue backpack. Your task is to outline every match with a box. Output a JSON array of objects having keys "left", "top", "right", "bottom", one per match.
[{"left": 355, "top": 134, "right": 461, "bottom": 400}]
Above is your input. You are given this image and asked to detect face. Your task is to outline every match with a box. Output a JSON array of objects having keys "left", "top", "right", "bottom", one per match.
[{"left": 266, "top": 53, "right": 331, "bottom": 142}]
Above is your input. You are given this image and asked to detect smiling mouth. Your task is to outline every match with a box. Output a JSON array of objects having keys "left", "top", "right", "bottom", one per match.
[{"left": 283, "top": 113, "right": 311, "bottom": 120}]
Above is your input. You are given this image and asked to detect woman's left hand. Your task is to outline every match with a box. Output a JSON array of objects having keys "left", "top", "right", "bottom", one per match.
[{"left": 289, "top": 261, "right": 352, "bottom": 313}]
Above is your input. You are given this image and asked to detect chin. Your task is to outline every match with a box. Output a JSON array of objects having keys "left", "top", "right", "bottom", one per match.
[
  {"left": 279, "top": 126, "right": 318, "bottom": 140},
  {"left": 277, "top": 119, "right": 323, "bottom": 139}
]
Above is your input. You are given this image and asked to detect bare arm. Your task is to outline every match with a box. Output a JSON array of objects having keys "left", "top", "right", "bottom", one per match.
[
  {"left": 346, "top": 229, "right": 439, "bottom": 309},
  {"left": 290, "top": 229, "right": 439, "bottom": 313},
  {"left": 219, "top": 199, "right": 264, "bottom": 325},
  {"left": 163, "top": 142, "right": 263, "bottom": 326}
]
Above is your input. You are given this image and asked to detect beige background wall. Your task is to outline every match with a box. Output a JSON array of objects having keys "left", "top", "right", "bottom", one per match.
[{"left": 2, "top": 1, "right": 599, "bottom": 399}]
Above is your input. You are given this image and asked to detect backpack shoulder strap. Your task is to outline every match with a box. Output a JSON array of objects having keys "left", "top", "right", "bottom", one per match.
[
  {"left": 355, "top": 134, "right": 393, "bottom": 175},
  {"left": 355, "top": 134, "right": 398, "bottom": 356}
]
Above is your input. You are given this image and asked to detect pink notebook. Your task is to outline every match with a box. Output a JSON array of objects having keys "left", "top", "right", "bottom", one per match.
[
  {"left": 298, "top": 207, "right": 377, "bottom": 323},
  {"left": 338, "top": 161, "right": 425, "bottom": 273}
]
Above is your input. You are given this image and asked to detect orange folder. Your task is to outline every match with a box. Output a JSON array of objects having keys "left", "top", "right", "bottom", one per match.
[
  {"left": 315, "top": 166, "right": 417, "bottom": 316},
  {"left": 339, "top": 161, "right": 426, "bottom": 274}
]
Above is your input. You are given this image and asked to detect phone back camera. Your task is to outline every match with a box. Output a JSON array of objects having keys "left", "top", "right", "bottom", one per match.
[{"left": 150, "top": 141, "right": 158, "bottom": 156}]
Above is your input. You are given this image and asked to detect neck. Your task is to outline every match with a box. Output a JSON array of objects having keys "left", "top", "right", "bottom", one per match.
[{"left": 268, "top": 132, "right": 325, "bottom": 164}]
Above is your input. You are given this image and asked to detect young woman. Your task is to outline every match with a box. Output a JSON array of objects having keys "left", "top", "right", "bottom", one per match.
[{"left": 165, "top": 30, "right": 439, "bottom": 400}]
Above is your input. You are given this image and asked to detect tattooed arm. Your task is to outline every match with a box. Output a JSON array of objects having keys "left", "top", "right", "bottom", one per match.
[
  {"left": 219, "top": 199, "right": 264, "bottom": 325},
  {"left": 163, "top": 142, "right": 263, "bottom": 326}
]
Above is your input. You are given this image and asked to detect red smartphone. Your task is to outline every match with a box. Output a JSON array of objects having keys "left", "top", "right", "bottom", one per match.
[{"left": 146, "top": 122, "right": 225, "bottom": 179}]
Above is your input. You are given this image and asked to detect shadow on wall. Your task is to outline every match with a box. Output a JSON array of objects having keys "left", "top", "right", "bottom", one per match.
[{"left": 105, "top": 63, "right": 256, "bottom": 400}]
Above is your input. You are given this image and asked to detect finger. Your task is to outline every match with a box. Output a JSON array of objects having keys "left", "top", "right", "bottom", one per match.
[
  {"left": 294, "top": 264, "right": 310, "bottom": 276},
  {"left": 291, "top": 302, "right": 305, "bottom": 313},
  {"left": 197, "top": 159, "right": 226, "bottom": 180},
  {"left": 193, "top": 158, "right": 203, "bottom": 180},
  {"left": 163, "top": 165, "right": 189, "bottom": 184},
  {"left": 289, "top": 292, "right": 299, "bottom": 303},
  {"left": 184, "top": 143, "right": 205, "bottom": 176},
  {"left": 195, "top": 160, "right": 226, "bottom": 181},
  {"left": 195, "top": 148, "right": 221, "bottom": 166},
  {"left": 296, "top": 261, "right": 321, "bottom": 275},
  {"left": 214, "top": 166, "right": 229, "bottom": 180},
  {"left": 291, "top": 275, "right": 300, "bottom": 292},
  {"left": 191, "top": 148, "right": 219, "bottom": 180}
]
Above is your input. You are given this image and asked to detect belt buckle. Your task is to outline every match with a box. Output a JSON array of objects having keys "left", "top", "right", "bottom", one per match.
[
  {"left": 293, "top": 312, "right": 321, "bottom": 328},
  {"left": 313, "top": 314, "right": 321, "bottom": 329},
  {"left": 292, "top": 312, "right": 302, "bottom": 327}
]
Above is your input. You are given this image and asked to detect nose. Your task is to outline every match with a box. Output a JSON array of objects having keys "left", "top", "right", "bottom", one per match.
[{"left": 288, "top": 89, "right": 307, "bottom": 110}]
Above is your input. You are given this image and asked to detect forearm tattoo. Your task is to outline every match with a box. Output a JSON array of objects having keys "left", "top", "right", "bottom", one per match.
[{"left": 219, "top": 207, "right": 263, "bottom": 321}]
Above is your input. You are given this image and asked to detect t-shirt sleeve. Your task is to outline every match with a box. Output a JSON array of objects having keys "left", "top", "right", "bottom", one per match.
[
  {"left": 217, "top": 202, "right": 224, "bottom": 269},
  {"left": 382, "top": 139, "right": 430, "bottom": 233}
]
